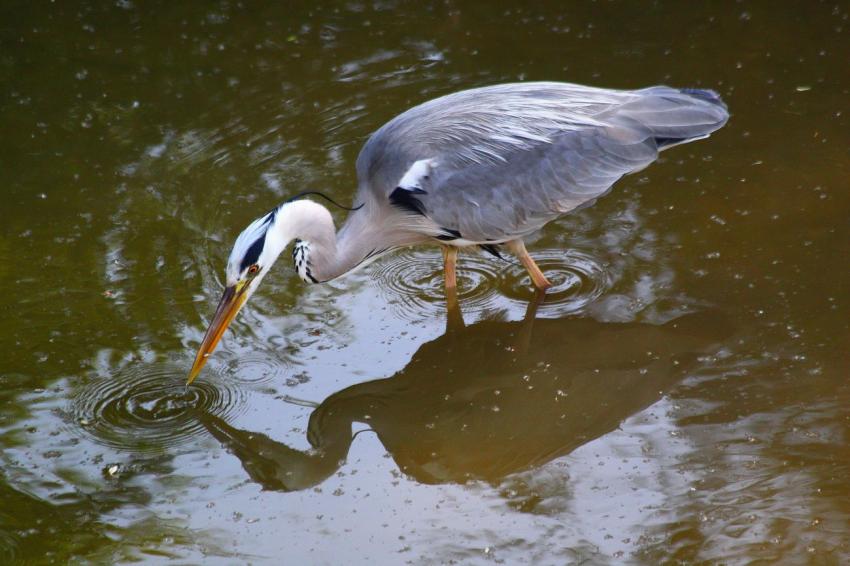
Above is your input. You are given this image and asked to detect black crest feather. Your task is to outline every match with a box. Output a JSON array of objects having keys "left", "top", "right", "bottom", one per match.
[{"left": 286, "top": 191, "right": 363, "bottom": 211}]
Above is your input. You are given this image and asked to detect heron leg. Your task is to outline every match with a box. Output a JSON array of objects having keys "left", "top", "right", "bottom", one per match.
[
  {"left": 507, "top": 240, "right": 552, "bottom": 290},
  {"left": 441, "top": 245, "right": 464, "bottom": 331},
  {"left": 442, "top": 245, "right": 458, "bottom": 290}
]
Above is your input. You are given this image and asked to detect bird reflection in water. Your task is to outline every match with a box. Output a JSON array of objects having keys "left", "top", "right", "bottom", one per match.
[{"left": 197, "top": 296, "right": 731, "bottom": 491}]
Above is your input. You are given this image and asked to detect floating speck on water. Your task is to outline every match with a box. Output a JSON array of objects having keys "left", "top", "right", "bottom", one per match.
[
  {"left": 106, "top": 464, "right": 120, "bottom": 476},
  {"left": 796, "top": 85, "right": 812, "bottom": 92}
]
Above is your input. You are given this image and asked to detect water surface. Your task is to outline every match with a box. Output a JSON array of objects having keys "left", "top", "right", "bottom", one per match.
[{"left": 1, "top": 1, "right": 849, "bottom": 563}]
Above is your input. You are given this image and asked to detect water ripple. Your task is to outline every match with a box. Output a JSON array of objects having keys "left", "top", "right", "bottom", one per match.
[
  {"left": 373, "top": 247, "right": 611, "bottom": 320},
  {"left": 222, "top": 352, "right": 289, "bottom": 385},
  {"left": 0, "top": 533, "right": 17, "bottom": 565},
  {"left": 70, "top": 363, "right": 247, "bottom": 453},
  {"left": 500, "top": 249, "right": 612, "bottom": 317},
  {"left": 371, "top": 248, "right": 498, "bottom": 320}
]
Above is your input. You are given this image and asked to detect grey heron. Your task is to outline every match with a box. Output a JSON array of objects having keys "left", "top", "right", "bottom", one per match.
[{"left": 187, "top": 81, "right": 728, "bottom": 384}]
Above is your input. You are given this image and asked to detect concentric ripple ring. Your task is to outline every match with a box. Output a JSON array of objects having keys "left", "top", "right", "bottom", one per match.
[
  {"left": 374, "top": 247, "right": 611, "bottom": 320},
  {"left": 372, "top": 247, "right": 503, "bottom": 320},
  {"left": 499, "top": 249, "right": 611, "bottom": 317},
  {"left": 71, "top": 362, "right": 247, "bottom": 453},
  {"left": 222, "top": 352, "right": 289, "bottom": 385}
]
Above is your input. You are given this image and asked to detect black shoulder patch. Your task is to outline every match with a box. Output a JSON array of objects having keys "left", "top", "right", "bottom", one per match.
[
  {"left": 240, "top": 235, "right": 265, "bottom": 272},
  {"left": 389, "top": 187, "right": 427, "bottom": 216}
]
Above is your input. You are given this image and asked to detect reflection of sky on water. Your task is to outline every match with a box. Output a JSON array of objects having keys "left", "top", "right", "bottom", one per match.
[{"left": 1, "top": 0, "right": 849, "bottom": 562}]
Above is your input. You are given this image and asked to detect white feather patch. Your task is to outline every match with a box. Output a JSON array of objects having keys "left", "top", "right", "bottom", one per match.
[{"left": 397, "top": 158, "right": 437, "bottom": 190}]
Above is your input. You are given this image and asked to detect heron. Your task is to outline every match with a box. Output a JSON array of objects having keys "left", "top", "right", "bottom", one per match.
[{"left": 187, "top": 81, "right": 728, "bottom": 384}]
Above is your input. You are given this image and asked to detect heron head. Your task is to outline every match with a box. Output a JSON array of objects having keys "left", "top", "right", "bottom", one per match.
[
  {"left": 187, "top": 207, "right": 286, "bottom": 384},
  {"left": 186, "top": 197, "right": 342, "bottom": 384}
]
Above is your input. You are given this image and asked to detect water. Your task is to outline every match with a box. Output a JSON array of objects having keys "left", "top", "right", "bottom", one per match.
[{"left": 1, "top": 1, "right": 849, "bottom": 563}]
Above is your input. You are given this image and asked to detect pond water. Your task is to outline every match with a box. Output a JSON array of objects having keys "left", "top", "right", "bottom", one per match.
[{"left": 1, "top": 1, "right": 848, "bottom": 563}]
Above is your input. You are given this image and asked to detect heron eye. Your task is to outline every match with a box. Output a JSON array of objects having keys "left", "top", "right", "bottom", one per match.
[{"left": 247, "top": 264, "right": 260, "bottom": 276}]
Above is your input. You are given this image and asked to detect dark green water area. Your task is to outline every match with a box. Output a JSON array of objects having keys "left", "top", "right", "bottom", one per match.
[{"left": 1, "top": 1, "right": 848, "bottom": 563}]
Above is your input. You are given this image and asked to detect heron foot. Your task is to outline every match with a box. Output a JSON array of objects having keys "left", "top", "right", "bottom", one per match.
[{"left": 506, "top": 240, "right": 552, "bottom": 290}]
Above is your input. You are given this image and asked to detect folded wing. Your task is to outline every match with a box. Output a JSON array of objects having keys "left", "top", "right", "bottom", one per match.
[{"left": 355, "top": 82, "right": 728, "bottom": 242}]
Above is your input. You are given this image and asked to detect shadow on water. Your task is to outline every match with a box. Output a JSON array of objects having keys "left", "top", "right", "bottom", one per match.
[{"left": 198, "top": 298, "right": 733, "bottom": 492}]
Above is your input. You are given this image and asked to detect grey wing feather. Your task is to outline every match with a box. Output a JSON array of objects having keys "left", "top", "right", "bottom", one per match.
[
  {"left": 427, "top": 126, "right": 658, "bottom": 240},
  {"left": 354, "top": 82, "right": 728, "bottom": 242}
]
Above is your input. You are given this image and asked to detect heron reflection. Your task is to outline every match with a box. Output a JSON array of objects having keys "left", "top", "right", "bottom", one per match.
[{"left": 198, "top": 299, "right": 730, "bottom": 491}]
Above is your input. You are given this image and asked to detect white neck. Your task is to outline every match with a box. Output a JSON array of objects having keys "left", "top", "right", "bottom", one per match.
[{"left": 264, "top": 200, "right": 379, "bottom": 283}]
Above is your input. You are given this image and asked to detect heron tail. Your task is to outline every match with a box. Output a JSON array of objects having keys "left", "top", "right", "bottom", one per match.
[
  {"left": 620, "top": 86, "right": 730, "bottom": 150},
  {"left": 678, "top": 87, "right": 727, "bottom": 110}
]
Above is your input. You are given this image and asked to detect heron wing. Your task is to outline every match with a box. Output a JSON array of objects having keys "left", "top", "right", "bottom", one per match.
[
  {"left": 354, "top": 82, "right": 728, "bottom": 241},
  {"left": 422, "top": 125, "right": 659, "bottom": 241}
]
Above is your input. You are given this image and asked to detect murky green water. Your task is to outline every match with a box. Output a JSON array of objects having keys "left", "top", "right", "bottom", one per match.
[{"left": 2, "top": 1, "right": 849, "bottom": 563}]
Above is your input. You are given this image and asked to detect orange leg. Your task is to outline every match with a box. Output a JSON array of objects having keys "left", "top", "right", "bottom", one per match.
[
  {"left": 441, "top": 245, "right": 463, "bottom": 331},
  {"left": 507, "top": 240, "right": 552, "bottom": 290},
  {"left": 442, "top": 245, "right": 458, "bottom": 290}
]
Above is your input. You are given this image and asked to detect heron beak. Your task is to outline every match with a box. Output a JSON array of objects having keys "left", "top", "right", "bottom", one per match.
[{"left": 186, "top": 283, "right": 249, "bottom": 385}]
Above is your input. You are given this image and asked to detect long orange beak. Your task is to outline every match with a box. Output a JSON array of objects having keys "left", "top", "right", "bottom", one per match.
[{"left": 187, "top": 284, "right": 249, "bottom": 385}]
